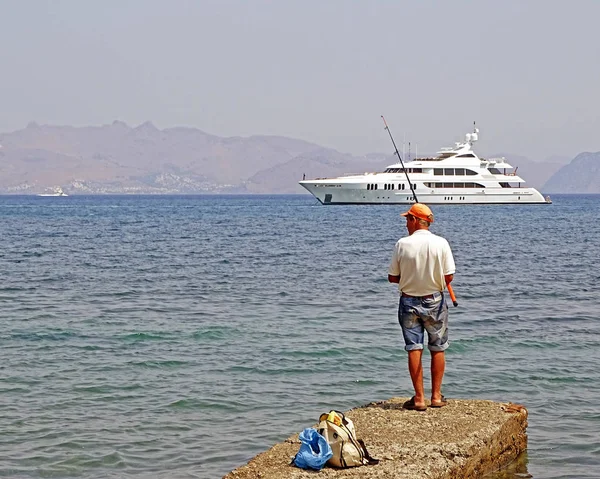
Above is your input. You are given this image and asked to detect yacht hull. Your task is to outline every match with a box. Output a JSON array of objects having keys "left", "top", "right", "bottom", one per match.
[{"left": 299, "top": 182, "right": 548, "bottom": 205}]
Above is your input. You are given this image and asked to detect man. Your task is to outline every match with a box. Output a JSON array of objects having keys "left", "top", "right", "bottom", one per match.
[{"left": 388, "top": 203, "right": 455, "bottom": 411}]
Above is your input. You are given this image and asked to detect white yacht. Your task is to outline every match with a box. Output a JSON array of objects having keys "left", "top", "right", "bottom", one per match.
[
  {"left": 38, "top": 186, "right": 69, "bottom": 197},
  {"left": 299, "top": 126, "right": 551, "bottom": 205}
]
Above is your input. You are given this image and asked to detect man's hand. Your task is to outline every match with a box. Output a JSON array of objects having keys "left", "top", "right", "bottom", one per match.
[{"left": 388, "top": 274, "right": 400, "bottom": 284}]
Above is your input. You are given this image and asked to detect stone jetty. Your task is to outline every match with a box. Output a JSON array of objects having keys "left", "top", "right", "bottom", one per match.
[{"left": 224, "top": 397, "right": 528, "bottom": 479}]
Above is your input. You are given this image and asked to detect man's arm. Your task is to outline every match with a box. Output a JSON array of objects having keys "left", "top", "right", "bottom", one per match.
[
  {"left": 388, "top": 242, "right": 401, "bottom": 284},
  {"left": 442, "top": 239, "right": 456, "bottom": 282}
]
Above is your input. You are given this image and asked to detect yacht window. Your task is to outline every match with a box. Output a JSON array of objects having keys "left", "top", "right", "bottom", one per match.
[
  {"left": 456, "top": 154, "right": 476, "bottom": 158},
  {"left": 412, "top": 168, "right": 422, "bottom": 173},
  {"left": 488, "top": 168, "right": 502, "bottom": 174},
  {"left": 455, "top": 168, "right": 465, "bottom": 175},
  {"left": 443, "top": 183, "right": 453, "bottom": 188},
  {"left": 465, "top": 169, "right": 477, "bottom": 176},
  {"left": 444, "top": 168, "right": 454, "bottom": 175},
  {"left": 500, "top": 182, "right": 510, "bottom": 188},
  {"left": 434, "top": 169, "right": 443, "bottom": 176}
]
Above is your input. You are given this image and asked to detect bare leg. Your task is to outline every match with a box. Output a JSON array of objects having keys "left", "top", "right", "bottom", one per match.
[
  {"left": 407, "top": 349, "right": 425, "bottom": 407},
  {"left": 431, "top": 350, "right": 445, "bottom": 402}
]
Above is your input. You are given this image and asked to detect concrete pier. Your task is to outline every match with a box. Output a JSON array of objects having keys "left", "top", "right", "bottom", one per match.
[{"left": 224, "top": 397, "right": 528, "bottom": 479}]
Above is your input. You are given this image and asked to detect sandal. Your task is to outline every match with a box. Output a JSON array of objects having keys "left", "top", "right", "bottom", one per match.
[
  {"left": 430, "top": 395, "right": 448, "bottom": 408},
  {"left": 403, "top": 396, "right": 427, "bottom": 411}
]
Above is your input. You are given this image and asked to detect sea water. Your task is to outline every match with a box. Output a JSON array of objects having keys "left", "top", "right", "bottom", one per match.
[{"left": 0, "top": 194, "right": 598, "bottom": 478}]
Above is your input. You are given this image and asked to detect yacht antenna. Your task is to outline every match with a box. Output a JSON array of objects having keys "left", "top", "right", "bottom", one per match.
[
  {"left": 381, "top": 116, "right": 419, "bottom": 203},
  {"left": 402, "top": 132, "right": 405, "bottom": 162}
]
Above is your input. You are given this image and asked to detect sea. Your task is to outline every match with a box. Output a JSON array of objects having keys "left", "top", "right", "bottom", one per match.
[{"left": 0, "top": 194, "right": 598, "bottom": 479}]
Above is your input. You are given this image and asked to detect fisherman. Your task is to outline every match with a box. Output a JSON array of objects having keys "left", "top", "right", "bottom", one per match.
[{"left": 388, "top": 203, "right": 456, "bottom": 411}]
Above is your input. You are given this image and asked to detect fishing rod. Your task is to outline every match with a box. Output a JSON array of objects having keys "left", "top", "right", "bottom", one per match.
[
  {"left": 382, "top": 116, "right": 459, "bottom": 307},
  {"left": 381, "top": 115, "right": 418, "bottom": 203}
]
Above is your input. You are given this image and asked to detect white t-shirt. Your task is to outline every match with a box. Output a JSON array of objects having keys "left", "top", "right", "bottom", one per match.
[{"left": 389, "top": 229, "right": 456, "bottom": 296}]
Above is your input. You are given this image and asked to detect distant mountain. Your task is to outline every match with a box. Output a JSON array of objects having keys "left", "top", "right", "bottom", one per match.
[
  {"left": 0, "top": 121, "right": 392, "bottom": 194},
  {"left": 542, "top": 152, "right": 600, "bottom": 193},
  {"left": 0, "top": 121, "right": 582, "bottom": 194}
]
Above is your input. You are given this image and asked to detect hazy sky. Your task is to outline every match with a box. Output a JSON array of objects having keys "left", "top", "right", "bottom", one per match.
[{"left": 2, "top": 0, "right": 599, "bottom": 159}]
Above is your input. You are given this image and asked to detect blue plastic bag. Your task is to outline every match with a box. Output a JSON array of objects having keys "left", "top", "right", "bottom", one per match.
[{"left": 292, "top": 427, "right": 333, "bottom": 470}]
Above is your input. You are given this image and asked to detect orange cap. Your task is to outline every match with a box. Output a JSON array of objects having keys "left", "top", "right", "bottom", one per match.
[{"left": 400, "top": 203, "right": 434, "bottom": 223}]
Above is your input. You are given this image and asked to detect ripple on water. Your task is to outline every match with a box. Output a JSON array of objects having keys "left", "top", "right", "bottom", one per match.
[{"left": 0, "top": 195, "right": 599, "bottom": 478}]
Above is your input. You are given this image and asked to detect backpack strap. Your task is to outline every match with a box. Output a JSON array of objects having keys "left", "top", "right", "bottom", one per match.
[{"left": 357, "top": 439, "right": 379, "bottom": 465}]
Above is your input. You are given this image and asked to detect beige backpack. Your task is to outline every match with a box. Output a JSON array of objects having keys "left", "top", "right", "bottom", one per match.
[{"left": 317, "top": 410, "right": 378, "bottom": 468}]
